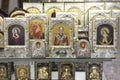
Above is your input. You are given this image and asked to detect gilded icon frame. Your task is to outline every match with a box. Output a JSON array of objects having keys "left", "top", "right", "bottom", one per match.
[
  {"left": 49, "top": 18, "right": 74, "bottom": 49},
  {"left": 26, "top": 13, "right": 48, "bottom": 41},
  {"left": 35, "top": 62, "right": 51, "bottom": 80},
  {"left": 0, "top": 62, "right": 11, "bottom": 80},
  {"left": 87, "top": 62, "right": 102, "bottom": 80},
  {"left": 23, "top": 2, "right": 43, "bottom": 13},
  {"left": 30, "top": 40, "right": 46, "bottom": 58},
  {"left": 76, "top": 39, "right": 90, "bottom": 58},
  {"left": 4, "top": 18, "right": 29, "bottom": 58},
  {"left": 44, "top": 3, "right": 64, "bottom": 19},
  {"left": 92, "top": 18, "right": 118, "bottom": 49},
  {"left": 15, "top": 65, "right": 30, "bottom": 80},
  {"left": 59, "top": 62, "right": 75, "bottom": 80}
]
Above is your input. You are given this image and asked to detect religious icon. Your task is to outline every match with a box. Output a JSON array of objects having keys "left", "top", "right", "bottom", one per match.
[
  {"left": 51, "top": 9, "right": 56, "bottom": 18},
  {"left": 35, "top": 62, "right": 51, "bottom": 80},
  {"left": 77, "top": 39, "right": 90, "bottom": 58},
  {"left": 32, "top": 40, "right": 45, "bottom": 58},
  {"left": 59, "top": 62, "right": 74, "bottom": 80},
  {"left": 26, "top": 14, "right": 47, "bottom": 40},
  {"left": 8, "top": 25, "right": 25, "bottom": 45},
  {"left": 87, "top": 62, "right": 102, "bottom": 80},
  {"left": 15, "top": 65, "right": 30, "bottom": 80},
  {"left": 62, "top": 67, "right": 72, "bottom": 80},
  {"left": 54, "top": 27, "right": 68, "bottom": 46},
  {"left": 44, "top": 3, "right": 64, "bottom": 19},
  {"left": 49, "top": 18, "right": 73, "bottom": 48},
  {"left": 29, "top": 20, "right": 44, "bottom": 39},
  {"left": 23, "top": 3, "right": 43, "bottom": 13},
  {"left": 92, "top": 18, "right": 118, "bottom": 58},
  {"left": 4, "top": 18, "right": 29, "bottom": 58},
  {"left": 89, "top": 66, "right": 100, "bottom": 80},
  {"left": 0, "top": 63, "right": 11, "bottom": 80},
  {"left": 0, "top": 66, "right": 7, "bottom": 79},
  {"left": 97, "top": 24, "right": 113, "bottom": 45}
]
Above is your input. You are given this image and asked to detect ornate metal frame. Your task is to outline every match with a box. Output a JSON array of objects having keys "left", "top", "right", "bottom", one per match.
[
  {"left": 26, "top": 13, "right": 48, "bottom": 41},
  {"left": 15, "top": 65, "right": 30, "bottom": 80},
  {"left": 87, "top": 62, "right": 102, "bottom": 80},
  {"left": 23, "top": 2, "right": 43, "bottom": 13},
  {"left": 44, "top": 3, "right": 64, "bottom": 19},
  {"left": 59, "top": 62, "right": 75, "bottom": 80},
  {"left": 49, "top": 18, "right": 74, "bottom": 49},
  {"left": 30, "top": 40, "right": 46, "bottom": 58},
  {"left": 0, "top": 62, "right": 11, "bottom": 80},
  {"left": 35, "top": 62, "right": 51, "bottom": 80},
  {"left": 76, "top": 39, "right": 90, "bottom": 58},
  {"left": 92, "top": 18, "right": 118, "bottom": 48}
]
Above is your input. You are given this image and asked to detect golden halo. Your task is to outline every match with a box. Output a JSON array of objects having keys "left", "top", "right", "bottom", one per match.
[
  {"left": 12, "top": 27, "right": 20, "bottom": 34},
  {"left": 100, "top": 27, "right": 109, "bottom": 35}
]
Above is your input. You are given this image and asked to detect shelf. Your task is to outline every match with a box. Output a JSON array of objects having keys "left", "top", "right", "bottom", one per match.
[{"left": 0, "top": 58, "right": 113, "bottom": 62}]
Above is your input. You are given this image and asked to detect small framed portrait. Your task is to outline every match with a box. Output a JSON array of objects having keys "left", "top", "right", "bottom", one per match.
[
  {"left": 93, "top": 18, "right": 118, "bottom": 48},
  {"left": 77, "top": 39, "right": 90, "bottom": 58},
  {"left": 65, "top": 3, "right": 84, "bottom": 26},
  {"left": 31, "top": 40, "right": 46, "bottom": 58},
  {"left": 23, "top": 3, "right": 43, "bottom": 13},
  {"left": 105, "top": 2, "right": 120, "bottom": 10},
  {"left": 87, "top": 62, "right": 102, "bottom": 80},
  {"left": 44, "top": 3, "right": 64, "bottom": 19},
  {"left": 92, "top": 18, "right": 118, "bottom": 58},
  {"left": 88, "top": 10, "right": 111, "bottom": 47},
  {"left": 59, "top": 62, "right": 75, "bottom": 80},
  {"left": 9, "top": 9, "right": 28, "bottom": 18},
  {"left": 49, "top": 18, "right": 74, "bottom": 48},
  {"left": 35, "top": 62, "right": 51, "bottom": 80},
  {"left": 49, "top": 47, "right": 75, "bottom": 58},
  {"left": 8, "top": 25, "right": 25, "bottom": 45},
  {"left": 4, "top": 18, "right": 29, "bottom": 47},
  {"left": 15, "top": 65, "right": 30, "bottom": 80},
  {"left": 85, "top": 2, "right": 104, "bottom": 26},
  {"left": 26, "top": 13, "right": 48, "bottom": 40},
  {"left": 75, "top": 62, "right": 86, "bottom": 80},
  {"left": 0, "top": 62, "right": 11, "bottom": 80}
]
